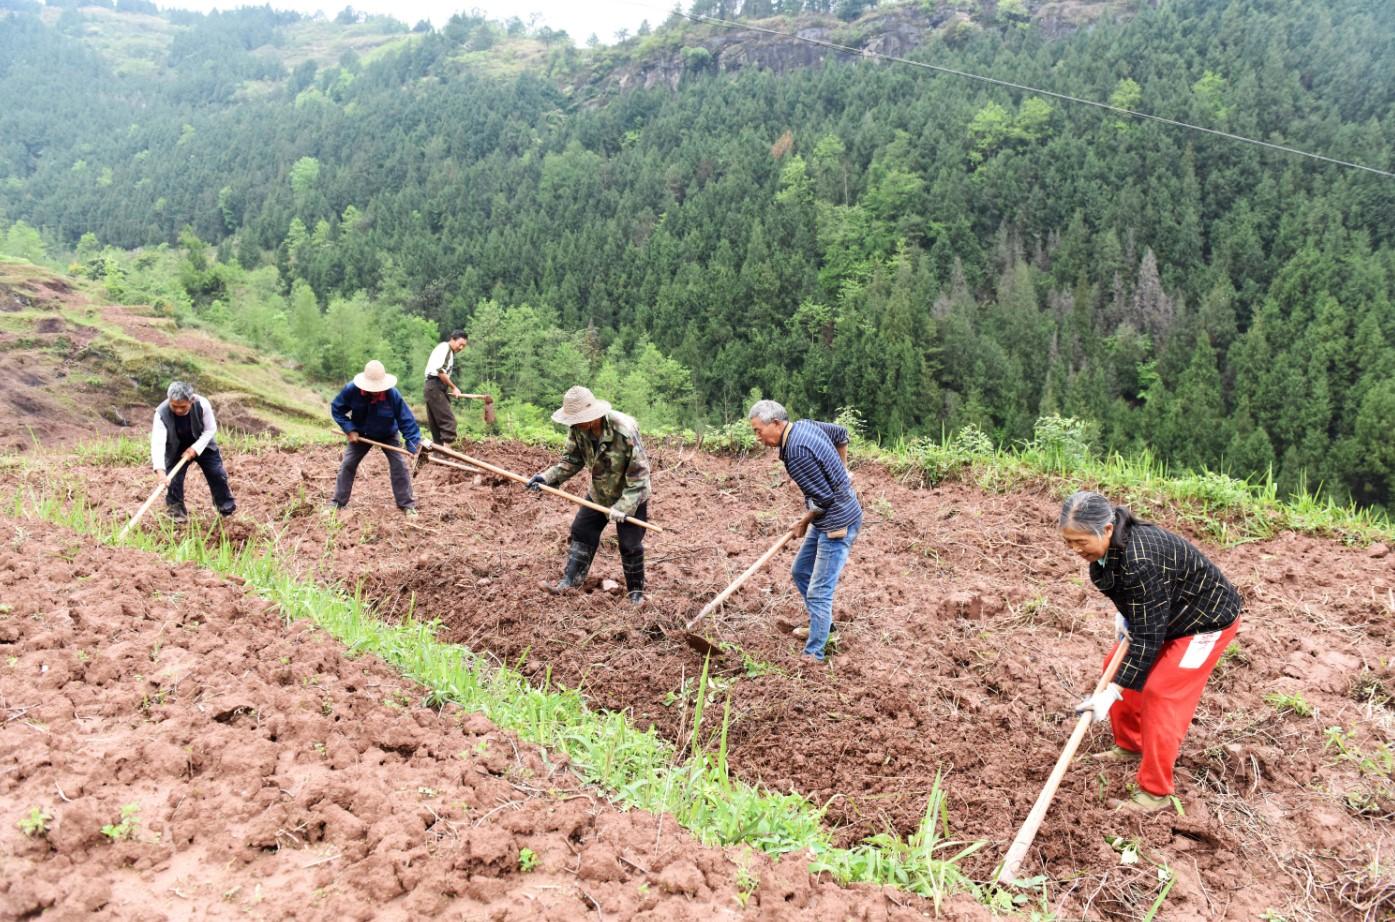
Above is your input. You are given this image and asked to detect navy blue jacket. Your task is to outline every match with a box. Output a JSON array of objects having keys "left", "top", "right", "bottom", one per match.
[
  {"left": 330, "top": 384, "right": 422, "bottom": 452},
  {"left": 779, "top": 419, "right": 862, "bottom": 534}
]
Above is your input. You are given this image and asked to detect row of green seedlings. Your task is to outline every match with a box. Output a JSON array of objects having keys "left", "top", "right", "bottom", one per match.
[{"left": 11, "top": 485, "right": 1036, "bottom": 915}]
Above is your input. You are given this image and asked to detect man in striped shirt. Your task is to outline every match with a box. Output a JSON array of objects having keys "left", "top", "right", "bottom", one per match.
[{"left": 749, "top": 400, "right": 862, "bottom": 664}]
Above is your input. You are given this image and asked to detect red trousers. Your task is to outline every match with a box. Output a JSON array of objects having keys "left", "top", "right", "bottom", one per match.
[{"left": 1103, "top": 617, "right": 1241, "bottom": 796}]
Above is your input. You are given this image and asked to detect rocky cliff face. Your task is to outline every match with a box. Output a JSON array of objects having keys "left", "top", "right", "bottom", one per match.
[{"left": 603, "top": 1, "right": 1139, "bottom": 95}]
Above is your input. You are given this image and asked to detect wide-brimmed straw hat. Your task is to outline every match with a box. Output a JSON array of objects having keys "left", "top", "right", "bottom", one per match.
[
  {"left": 354, "top": 360, "right": 397, "bottom": 393},
  {"left": 551, "top": 386, "right": 610, "bottom": 426}
]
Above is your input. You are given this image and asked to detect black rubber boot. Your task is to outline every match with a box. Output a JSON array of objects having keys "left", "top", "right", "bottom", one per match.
[
  {"left": 621, "top": 549, "right": 645, "bottom": 605},
  {"left": 552, "top": 540, "right": 596, "bottom": 594}
]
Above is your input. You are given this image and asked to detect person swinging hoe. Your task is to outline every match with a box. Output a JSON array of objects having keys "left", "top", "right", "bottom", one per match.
[
  {"left": 1060, "top": 491, "right": 1243, "bottom": 813},
  {"left": 527, "top": 386, "right": 652, "bottom": 605}
]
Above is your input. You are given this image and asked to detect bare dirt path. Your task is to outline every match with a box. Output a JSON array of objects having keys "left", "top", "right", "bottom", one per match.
[{"left": 27, "top": 438, "right": 1395, "bottom": 919}]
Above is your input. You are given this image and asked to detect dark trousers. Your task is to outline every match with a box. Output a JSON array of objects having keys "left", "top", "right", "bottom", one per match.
[
  {"left": 333, "top": 437, "right": 415, "bottom": 510},
  {"left": 424, "top": 377, "right": 457, "bottom": 444},
  {"left": 166, "top": 444, "right": 236, "bottom": 515},
  {"left": 570, "top": 501, "right": 647, "bottom": 556}
]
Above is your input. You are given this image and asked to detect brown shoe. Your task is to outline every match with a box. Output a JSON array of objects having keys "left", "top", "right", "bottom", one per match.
[
  {"left": 1113, "top": 790, "right": 1172, "bottom": 814},
  {"left": 1092, "top": 745, "right": 1142, "bottom": 763}
]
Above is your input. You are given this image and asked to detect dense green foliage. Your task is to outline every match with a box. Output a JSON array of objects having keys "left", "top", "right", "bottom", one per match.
[{"left": 2, "top": 0, "right": 1393, "bottom": 508}]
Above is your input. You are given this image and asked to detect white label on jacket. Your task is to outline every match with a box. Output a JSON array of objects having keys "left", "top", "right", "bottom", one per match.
[{"left": 1179, "top": 630, "right": 1223, "bottom": 669}]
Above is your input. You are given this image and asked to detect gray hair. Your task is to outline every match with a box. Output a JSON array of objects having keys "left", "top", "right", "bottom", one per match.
[
  {"left": 166, "top": 380, "right": 195, "bottom": 402},
  {"left": 1059, "top": 490, "right": 1114, "bottom": 535},
  {"left": 748, "top": 399, "right": 789, "bottom": 424}
]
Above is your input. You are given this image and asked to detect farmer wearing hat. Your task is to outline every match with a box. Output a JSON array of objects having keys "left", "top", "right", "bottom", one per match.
[
  {"left": 1059, "top": 490, "right": 1242, "bottom": 813},
  {"left": 150, "top": 380, "right": 236, "bottom": 523},
  {"left": 527, "top": 386, "right": 652, "bottom": 604},
  {"left": 330, "top": 360, "right": 427, "bottom": 516}
]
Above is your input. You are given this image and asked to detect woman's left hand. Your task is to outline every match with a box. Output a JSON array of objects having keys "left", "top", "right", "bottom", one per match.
[{"left": 1075, "top": 683, "right": 1122, "bottom": 724}]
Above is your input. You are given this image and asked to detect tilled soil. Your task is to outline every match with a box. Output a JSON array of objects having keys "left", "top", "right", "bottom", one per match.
[
  {"left": 27, "top": 439, "right": 1395, "bottom": 920},
  {"left": 0, "top": 516, "right": 973, "bottom": 920}
]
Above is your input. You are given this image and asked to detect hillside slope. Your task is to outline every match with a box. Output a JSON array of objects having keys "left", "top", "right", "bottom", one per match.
[{"left": 0, "top": 260, "right": 326, "bottom": 454}]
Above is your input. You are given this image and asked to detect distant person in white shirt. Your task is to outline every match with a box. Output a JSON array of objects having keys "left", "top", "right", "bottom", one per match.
[
  {"left": 150, "top": 381, "right": 236, "bottom": 523},
  {"left": 422, "top": 330, "right": 469, "bottom": 446}
]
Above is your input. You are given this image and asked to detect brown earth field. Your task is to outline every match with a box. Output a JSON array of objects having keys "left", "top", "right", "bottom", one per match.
[
  {"left": 0, "top": 514, "right": 974, "bottom": 921},
  {"left": 14, "top": 437, "right": 1395, "bottom": 921}
]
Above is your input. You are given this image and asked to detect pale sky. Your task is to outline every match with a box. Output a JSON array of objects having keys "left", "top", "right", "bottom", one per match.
[{"left": 158, "top": 0, "right": 679, "bottom": 43}]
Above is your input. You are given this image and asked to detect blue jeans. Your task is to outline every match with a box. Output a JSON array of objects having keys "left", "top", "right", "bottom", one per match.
[{"left": 791, "top": 521, "right": 860, "bottom": 660}]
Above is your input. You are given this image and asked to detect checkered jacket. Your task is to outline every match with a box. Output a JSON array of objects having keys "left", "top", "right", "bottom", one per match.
[{"left": 1090, "top": 515, "right": 1242, "bottom": 691}]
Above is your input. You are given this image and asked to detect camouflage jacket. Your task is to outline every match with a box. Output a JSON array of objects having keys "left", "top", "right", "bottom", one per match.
[{"left": 543, "top": 411, "right": 652, "bottom": 515}]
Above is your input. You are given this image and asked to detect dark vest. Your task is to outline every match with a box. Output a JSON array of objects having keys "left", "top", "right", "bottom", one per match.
[{"left": 158, "top": 398, "right": 206, "bottom": 472}]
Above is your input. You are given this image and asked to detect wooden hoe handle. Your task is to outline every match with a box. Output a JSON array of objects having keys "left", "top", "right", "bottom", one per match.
[
  {"left": 429, "top": 442, "right": 663, "bottom": 533},
  {"left": 120, "top": 455, "right": 191, "bottom": 539},
  {"left": 996, "top": 639, "right": 1130, "bottom": 885},
  {"left": 329, "top": 427, "right": 423, "bottom": 457},
  {"left": 683, "top": 512, "right": 816, "bottom": 631}
]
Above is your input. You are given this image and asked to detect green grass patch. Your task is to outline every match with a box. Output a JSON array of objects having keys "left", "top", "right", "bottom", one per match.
[
  {"left": 11, "top": 480, "right": 991, "bottom": 909},
  {"left": 1263, "top": 691, "right": 1313, "bottom": 718},
  {"left": 877, "top": 416, "right": 1392, "bottom": 546}
]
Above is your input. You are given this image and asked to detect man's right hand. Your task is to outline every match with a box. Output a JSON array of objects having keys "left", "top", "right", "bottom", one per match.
[
  {"left": 526, "top": 474, "right": 546, "bottom": 493},
  {"left": 791, "top": 511, "right": 817, "bottom": 539},
  {"left": 346, "top": 431, "right": 360, "bottom": 443}
]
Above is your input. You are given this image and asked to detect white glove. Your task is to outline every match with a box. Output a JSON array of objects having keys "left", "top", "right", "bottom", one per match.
[
  {"left": 1115, "top": 611, "right": 1128, "bottom": 641},
  {"left": 608, "top": 506, "right": 628, "bottom": 525},
  {"left": 420, "top": 438, "right": 434, "bottom": 452},
  {"left": 1075, "top": 683, "right": 1122, "bottom": 724}
]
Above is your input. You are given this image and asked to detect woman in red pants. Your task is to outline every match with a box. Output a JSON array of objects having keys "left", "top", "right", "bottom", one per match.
[{"left": 1059, "top": 491, "right": 1242, "bottom": 813}]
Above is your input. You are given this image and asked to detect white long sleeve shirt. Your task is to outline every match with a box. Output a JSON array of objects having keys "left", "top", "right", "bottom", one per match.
[
  {"left": 151, "top": 396, "right": 217, "bottom": 472},
  {"left": 423, "top": 341, "right": 454, "bottom": 380}
]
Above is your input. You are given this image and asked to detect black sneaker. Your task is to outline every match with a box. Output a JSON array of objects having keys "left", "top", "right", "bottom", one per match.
[{"left": 166, "top": 504, "right": 188, "bottom": 524}]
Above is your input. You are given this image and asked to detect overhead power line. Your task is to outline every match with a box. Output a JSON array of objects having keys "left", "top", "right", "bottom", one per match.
[{"left": 615, "top": 2, "right": 1394, "bottom": 180}]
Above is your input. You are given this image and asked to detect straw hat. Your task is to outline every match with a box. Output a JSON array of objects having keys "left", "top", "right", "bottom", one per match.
[
  {"left": 551, "top": 386, "right": 610, "bottom": 426},
  {"left": 353, "top": 360, "right": 397, "bottom": 393}
]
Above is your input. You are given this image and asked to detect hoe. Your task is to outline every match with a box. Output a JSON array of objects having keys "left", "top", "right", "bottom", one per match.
[
  {"left": 996, "top": 638, "right": 1130, "bottom": 885},
  {"left": 120, "top": 455, "right": 191, "bottom": 538},
  {"left": 429, "top": 442, "right": 662, "bottom": 532},
  {"left": 679, "top": 510, "right": 817, "bottom": 656}
]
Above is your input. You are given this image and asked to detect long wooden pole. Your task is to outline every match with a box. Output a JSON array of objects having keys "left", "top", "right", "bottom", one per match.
[
  {"left": 430, "top": 442, "right": 663, "bottom": 533},
  {"left": 327, "top": 428, "right": 416, "bottom": 459},
  {"left": 996, "top": 639, "right": 1130, "bottom": 885},
  {"left": 683, "top": 511, "right": 818, "bottom": 632},
  {"left": 427, "top": 455, "right": 484, "bottom": 475},
  {"left": 120, "top": 456, "right": 190, "bottom": 538}
]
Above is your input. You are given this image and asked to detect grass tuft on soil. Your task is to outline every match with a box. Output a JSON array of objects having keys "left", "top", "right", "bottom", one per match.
[{"left": 11, "top": 480, "right": 994, "bottom": 909}]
